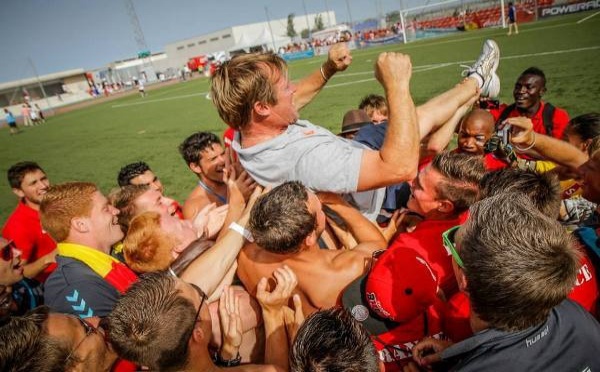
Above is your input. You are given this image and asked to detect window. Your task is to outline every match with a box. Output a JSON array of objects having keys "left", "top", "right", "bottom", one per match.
[
  {"left": 210, "top": 37, "right": 218, "bottom": 42},
  {"left": 187, "top": 43, "right": 195, "bottom": 47},
  {"left": 176, "top": 46, "right": 184, "bottom": 50},
  {"left": 199, "top": 40, "right": 206, "bottom": 44},
  {"left": 222, "top": 34, "right": 231, "bottom": 39}
]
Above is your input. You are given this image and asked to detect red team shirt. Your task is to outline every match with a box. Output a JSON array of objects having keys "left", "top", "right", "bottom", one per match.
[
  {"left": 2, "top": 200, "right": 57, "bottom": 282},
  {"left": 490, "top": 101, "right": 570, "bottom": 140}
]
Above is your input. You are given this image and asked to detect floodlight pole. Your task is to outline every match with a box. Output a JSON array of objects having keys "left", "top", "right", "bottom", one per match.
[
  {"left": 28, "top": 56, "right": 54, "bottom": 114},
  {"left": 302, "top": 0, "right": 312, "bottom": 39},
  {"left": 264, "top": 7, "right": 277, "bottom": 52}
]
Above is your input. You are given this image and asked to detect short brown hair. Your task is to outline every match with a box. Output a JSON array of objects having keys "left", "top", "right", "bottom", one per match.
[
  {"left": 358, "top": 94, "right": 388, "bottom": 119},
  {"left": 460, "top": 193, "right": 580, "bottom": 332},
  {"left": 109, "top": 184, "right": 150, "bottom": 234},
  {"left": 479, "top": 168, "right": 561, "bottom": 218},
  {"left": 249, "top": 181, "right": 316, "bottom": 254},
  {"left": 0, "top": 306, "right": 71, "bottom": 372},
  {"left": 107, "top": 272, "right": 197, "bottom": 371},
  {"left": 211, "top": 52, "right": 287, "bottom": 130},
  {"left": 123, "top": 212, "right": 177, "bottom": 274},
  {"left": 430, "top": 151, "right": 486, "bottom": 214},
  {"left": 40, "top": 182, "right": 97, "bottom": 242}
]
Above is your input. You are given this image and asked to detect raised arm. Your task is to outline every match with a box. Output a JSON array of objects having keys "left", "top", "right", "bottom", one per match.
[
  {"left": 507, "top": 116, "right": 588, "bottom": 169},
  {"left": 293, "top": 43, "right": 352, "bottom": 111},
  {"left": 179, "top": 186, "right": 264, "bottom": 298},
  {"left": 358, "top": 53, "right": 420, "bottom": 190}
]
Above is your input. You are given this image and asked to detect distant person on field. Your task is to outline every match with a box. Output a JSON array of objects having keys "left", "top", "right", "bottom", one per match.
[
  {"left": 490, "top": 67, "right": 569, "bottom": 139},
  {"left": 21, "top": 104, "right": 32, "bottom": 126},
  {"left": 34, "top": 104, "right": 45, "bottom": 123},
  {"left": 138, "top": 80, "right": 146, "bottom": 97},
  {"left": 507, "top": 2, "right": 519, "bottom": 36},
  {"left": 4, "top": 108, "right": 20, "bottom": 135},
  {"left": 2, "top": 161, "right": 57, "bottom": 283}
]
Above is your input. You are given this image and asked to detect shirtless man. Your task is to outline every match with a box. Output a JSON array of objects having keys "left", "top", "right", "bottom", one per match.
[
  {"left": 237, "top": 181, "right": 386, "bottom": 316},
  {"left": 179, "top": 132, "right": 255, "bottom": 220}
]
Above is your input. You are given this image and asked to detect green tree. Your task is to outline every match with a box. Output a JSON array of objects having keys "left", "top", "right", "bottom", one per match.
[
  {"left": 386, "top": 11, "right": 400, "bottom": 24},
  {"left": 314, "top": 14, "right": 325, "bottom": 31},
  {"left": 287, "top": 13, "right": 297, "bottom": 37},
  {"left": 301, "top": 28, "right": 310, "bottom": 39}
]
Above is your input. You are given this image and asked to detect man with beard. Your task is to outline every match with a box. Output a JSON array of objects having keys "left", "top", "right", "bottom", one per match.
[
  {"left": 179, "top": 131, "right": 256, "bottom": 220},
  {"left": 492, "top": 67, "right": 569, "bottom": 139},
  {"left": 2, "top": 161, "right": 56, "bottom": 283},
  {"left": 40, "top": 182, "right": 137, "bottom": 318}
]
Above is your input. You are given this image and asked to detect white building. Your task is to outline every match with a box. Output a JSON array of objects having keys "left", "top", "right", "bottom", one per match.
[{"left": 164, "top": 11, "right": 336, "bottom": 69}]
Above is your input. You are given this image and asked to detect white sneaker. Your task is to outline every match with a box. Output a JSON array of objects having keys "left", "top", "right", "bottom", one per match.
[
  {"left": 462, "top": 39, "right": 500, "bottom": 97},
  {"left": 483, "top": 72, "right": 500, "bottom": 98}
]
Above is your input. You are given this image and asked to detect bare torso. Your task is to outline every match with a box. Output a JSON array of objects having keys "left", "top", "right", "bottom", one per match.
[{"left": 237, "top": 243, "right": 372, "bottom": 315}]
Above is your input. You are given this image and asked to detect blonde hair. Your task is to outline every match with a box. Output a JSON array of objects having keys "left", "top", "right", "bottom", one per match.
[
  {"left": 123, "top": 212, "right": 177, "bottom": 274},
  {"left": 211, "top": 52, "right": 287, "bottom": 130},
  {"left": 40, "top": 182, "right": 97, "bottom": 242}
]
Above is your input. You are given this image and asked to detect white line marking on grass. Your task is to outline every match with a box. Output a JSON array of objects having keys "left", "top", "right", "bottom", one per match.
[
  {"left": 111, "top": 92, "right": 209, "bottom": 108},
  {"left": 577, "top": 11, "right": 600, "bottom": 24},
  {"left": 325, "top": 63, "right": 452, "bottom": 88},
  {"left": 112, "top": 46, "right": 599, "bottom": 105}
]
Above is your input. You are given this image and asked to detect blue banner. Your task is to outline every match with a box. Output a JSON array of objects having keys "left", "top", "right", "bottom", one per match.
[{"left": 281, "top": 49, "right": 315, "bottom": 61}]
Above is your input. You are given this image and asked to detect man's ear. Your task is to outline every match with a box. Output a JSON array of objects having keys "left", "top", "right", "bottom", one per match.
[
  {"left": 253, "top": 101, "right": 271, "bottom": 117},
  {"left": 70, "top": 217, "right": 90, "bottom": 234},
  {"left": 189, "top": 162, "right": 203, "bottom": 175},
  {"left": 304, "top": 230, "right": 318, "bottom": 248},
  {"left": 539, "top": 86, "right": 547, "bottom": 97},
  {"left": 11, "top": 188, "right": 24, "bottom": 199},
  {"left": 438, "top": 199, "right": 455, "bottom": 214}
]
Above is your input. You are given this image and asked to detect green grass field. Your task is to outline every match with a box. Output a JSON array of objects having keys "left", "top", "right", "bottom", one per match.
[{"left": 1, "top": 11, "right": 599, "bottom": 222}]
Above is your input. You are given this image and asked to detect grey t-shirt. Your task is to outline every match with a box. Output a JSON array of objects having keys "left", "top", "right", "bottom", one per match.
[{"left": 232, "top": 120, "right": 385, "bottom": 220}]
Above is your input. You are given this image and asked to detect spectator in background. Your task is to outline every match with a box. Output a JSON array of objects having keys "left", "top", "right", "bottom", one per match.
[
  {"left": 2, "top": 162, "right": 56, "bottom": 284},
  {"left": 21, "top": 104, "right": 32, "bottom": 126},
  {"left": 4, "top": 108, "right": 20, "bottom": 135},
  {"left": 507, "top": 2, "right": 519, "bottom": 36}
]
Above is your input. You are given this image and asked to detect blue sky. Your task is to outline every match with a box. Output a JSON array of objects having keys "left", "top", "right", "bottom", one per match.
[{"left": 0, "top": 0, "right": 427, "bottom": 83}]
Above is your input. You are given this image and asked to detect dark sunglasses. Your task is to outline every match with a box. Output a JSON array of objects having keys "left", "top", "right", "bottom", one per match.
[
  {"left": 442, "top": 225, "right": 464, "bottom": 269},
  {"left": 1, "top": 241, "right": 17, "bottom": 262}
]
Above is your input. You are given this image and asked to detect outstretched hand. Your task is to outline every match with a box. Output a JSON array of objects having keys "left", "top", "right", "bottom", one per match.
[{"left": 218, "top": 286, "right": 243, "bottom": 358}]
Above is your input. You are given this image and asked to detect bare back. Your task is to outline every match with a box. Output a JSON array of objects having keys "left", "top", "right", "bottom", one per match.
[{"left": 237, "top": 243, "right": 372, "bottom": 315}]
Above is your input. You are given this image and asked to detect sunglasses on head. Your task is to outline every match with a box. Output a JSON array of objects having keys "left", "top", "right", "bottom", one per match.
[{"left": 1, "top": 241, "right": 16, "bottom": 262}]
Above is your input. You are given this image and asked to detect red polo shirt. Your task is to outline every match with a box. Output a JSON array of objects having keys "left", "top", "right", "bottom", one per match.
[
  {"left": 490, "top": 101, "right": 570, "bottom": 140},
  {"left": 388, "top": 212, "right": 469, "bottom": 298},
  {"left": 2, "top": 200, "right": 57, "bottom": 282}
]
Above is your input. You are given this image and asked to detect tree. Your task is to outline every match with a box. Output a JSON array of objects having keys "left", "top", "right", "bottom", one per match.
[
  {"left": 301, "top": 28, "right": 310, "bottom": 39},
  {"left": 287, "top": 13, "right": 297, "bottom": 37},
  {"left": 314, "top": 14, "right": 325, "bottom": 31},
  {"left": 386, "top": 10, "right": 401, "bottom": 24}
]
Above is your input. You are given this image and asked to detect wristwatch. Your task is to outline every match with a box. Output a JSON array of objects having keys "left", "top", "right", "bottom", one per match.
[{"left": 214, "top": 351, "right": 242, "bottom": 367}]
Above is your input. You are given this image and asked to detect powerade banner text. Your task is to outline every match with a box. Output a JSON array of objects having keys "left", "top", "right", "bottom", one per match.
[{"left": 539, "top": 0, "right": 600, "bottom": 18}]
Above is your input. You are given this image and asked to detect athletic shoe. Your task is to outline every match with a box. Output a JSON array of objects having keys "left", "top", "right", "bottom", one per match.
[{"left": 462, "top": 39, "right": 500, "bottom": 97}]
